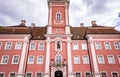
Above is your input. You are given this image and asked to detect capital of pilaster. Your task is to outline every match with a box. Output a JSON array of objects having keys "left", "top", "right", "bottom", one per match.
[{"left": 23, "top": 35, "right": 31, "bottom": 42}]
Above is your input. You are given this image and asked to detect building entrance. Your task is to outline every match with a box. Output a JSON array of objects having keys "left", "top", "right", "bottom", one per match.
[{"left": 55, "top": 70, "right": 63, "bottom": 77}]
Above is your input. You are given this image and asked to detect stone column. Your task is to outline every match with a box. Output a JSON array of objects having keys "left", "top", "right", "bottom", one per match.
[
  {"left": 44, "top": 37, "right": 51, "bottom": 77},
  {"left": 17, "top": 35, "right": 30, "bottom": 77}
]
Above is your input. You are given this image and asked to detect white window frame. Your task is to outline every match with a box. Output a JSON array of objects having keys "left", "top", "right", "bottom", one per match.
[
  {"left": 55, "top": 40, "right": 62, "bottom": 51},
  {"left": 28, "top": 56, "right": 34, "bottom": 64},
  {"left": 114, "top": 42, "right": 120, "bottom": 50},
  {"left": 97, "top": 55, "right": 105, "bottom": 64},
  {"left": 12, "top": 55, "right": 19, "bottom": 64},
  {"left": 73, "top": 42, "right": 79, "bottom": 50},
  {"left": 26, "top": 72, "right": 32, "bottom": 77},
  {"left": 37, "top": 56, "right": 43, "bottom": 64},
  {"left": 117, "top": 55, "right": 120, "bottom": 63},
  {"left": 0, "top": 42, "right": 2, "bottom": 49},
  {"left": 1, "top": 55, "right": 9, "bottom": 64},
  {"left": 107, "top": 55, "right": 115, "bottom": 64},
  {"left": 104, "top": 42, "right": 111, "bottom": 50},
  {"left": 111, "top": 72, "right": 119, "bottom": 77},
  {"left": 95, "top": 42, "right": 102, "bottom": 50},
  {"left": 15, "top": 42, "right": 22, "bottom": 50},
  {"left": 75, "top": 72, "right": 82, "bottom": 77},
  {"left": 83, "top": 55, "right": 89, "bottom": 64},
  {"left": 29, "top": 42, "right": 36, "bottom": 50},
  {"left": 5, "top": 42, "right": 12, "bottom": 50},
  {"left": 38, "top": 43, "right": 44, "bottom": 50},
  {"left": 9, "top": 72, "right": 16, "bottom": 77},
  {"left": 100, "top": 71, "right": 108, "bottom": 77},
  {"left": 36, "top": 72, "right": 42, "bottom": 77},
  {"left": 0, "top": 72, "right": 5, "bottom": 77},
  {"left": 81, "top": 43, "right": 87, "bottom": 50},
  {"left": 84, "top": 72, "right": 91, "bottom": 77},
  {"left": 74, "top": 56, "right": 80, "bottom": 64}
]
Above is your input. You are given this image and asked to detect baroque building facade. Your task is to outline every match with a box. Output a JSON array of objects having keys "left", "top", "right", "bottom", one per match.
[{"left": 0, "top": 0, "right": 120, "bottom": 77}]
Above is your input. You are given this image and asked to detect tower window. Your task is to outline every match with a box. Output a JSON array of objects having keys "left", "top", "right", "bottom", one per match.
[{"left": 56, "top": 12, "right": 61, "bottom": 20}]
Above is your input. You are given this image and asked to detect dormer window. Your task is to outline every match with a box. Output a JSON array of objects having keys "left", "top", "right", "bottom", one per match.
[{"left": 56, "top": 12, "right": 61, "bottom": 20}]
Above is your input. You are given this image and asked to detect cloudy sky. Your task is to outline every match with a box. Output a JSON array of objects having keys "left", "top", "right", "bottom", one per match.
[{"left": 0, "top": 0, "right": 120, "bottom": 27}]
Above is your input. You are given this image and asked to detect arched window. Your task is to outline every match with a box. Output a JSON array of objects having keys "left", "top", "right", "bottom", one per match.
[
  {"left": 56, "top": 12, "right": 61, "bottom": 20},
  {"left": 56, "top": 55, "right": 62, "bottom": 64}
]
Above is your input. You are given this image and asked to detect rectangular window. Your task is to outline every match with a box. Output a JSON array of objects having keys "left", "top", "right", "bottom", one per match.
[
  {"left": 95, "top": 42, "right": 101, "bottom": 50},
  {"left": 97, "top": 55, "right": 104, "bottom": 64},
  {"left": 1, "top": 55, "right": 9, "bottom": 64},
  {"left": 26, "top": 73, "right": 32, "bottom": 77},
  {"left": 118, "top": 55, "right": 120, "bottom": 63},
  {"left": 101, "top": 72, "right": 107, "bottom": 77},
  {"left": 28, "top": 56, "right": 34, "bottom": 64},
  {"left": 15, "top": 42, "right": 22, "bottom": 50},
  {"left": 74, "top": 56, "right": 80, "bottom": 64},
  {"left": 81, "top": 43, "right": 87, "bottom": 50},
  {"left": 83, "top": 56, "right": 89, "bottom": 64},
  {"left": 112, "top": 72, "right": 118, "bottom": 77},
  {"left": 108, "top": 56, "right": 115, "bottom": 64},
  {"left": 114, "top": 42, "right": 120, "bottom": 50},
  {"left": 76, "top": 72, "right": 81, "bottom": 77},
  {"left": 73, "top": 42, "right": 79, "bottom": 50},
  {"left": 38, "top": 43, "right": 44, "bottom": 50},
  {"left": 104, "top": 42, "right": 111, "bottom": 50},
  {"left": 29, "top": 43, "right": 35, "bottom": 50},
  {"left": 0, "top": 42, "right": 2, "bottom": 49},
  {"left": 85, "top": 72, "right": 91, "bottom": 77},
  {"left": 12, "top": 56, "right": 19, "bottom": 64},
  {"left": 10, "top": 73, "right": 16, "bottom": 77},
  {"left": 37, "top": 56, "right": 43, "bottom": 64},
  {"left": 5, "top": 42, "right": 12, "bottom": 50},
  {"left": 36, "top": 73, "right": 42, "bottom": 77},
  {"left": 0, "top": 73, "right": 4, "bottom": 77}
]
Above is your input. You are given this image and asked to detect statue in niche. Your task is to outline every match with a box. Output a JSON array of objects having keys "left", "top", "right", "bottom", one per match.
[{"left": 57, "top": 41, "right": 60, "bottom": 50}]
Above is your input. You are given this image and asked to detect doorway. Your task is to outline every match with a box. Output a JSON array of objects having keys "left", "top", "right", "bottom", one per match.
[{"left": 55, "top": 70, "right": 63, "bottom": 77}]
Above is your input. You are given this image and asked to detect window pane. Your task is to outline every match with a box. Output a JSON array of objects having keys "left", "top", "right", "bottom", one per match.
[
  {"left": 27, "top": 73, "right": 32, "bottom": 77},
  {"left": 118, "top": 56, "right": 120, "bottom": 63},
  {"left": 37, "top": 56, "right": 43, "bottom": 64},
  {"left": 37, "top": 73, "right": 42, "bottom": 77},
  {"left": 83, "top": 56, "right": 89, "bottom": 64},
  {"left": 112, "top": 73, "right": 118, "bottom": 77},
  {"left": 95, "top": 42, "right": 101, "bottom": 50},
  {"left": 5, "top": 42, "right": 12, "bottom": 50},
  {"left": 0, "top": 42, "right": 2, "bottom": 49},
  {"left": 81, "top": 43, "right": 87, "bottom": 50},
  {"left": 101, "top": 72, "right": 107, "bottom": 77},
  {"left": 74, "top": 56, "right": 80, "bottom": 64},
  {"left": 15, "top": 42, "right": 22, "bottom": 50},
  {"left": 73, "top": 42, "right": 79, "bottom": 50},
  {"left": 85, "top": 72, "right": 91, "bottom": 77},
  {"left": 2, "top": 56, "right": 8, "bottom": 64},
  {"left": 108, "top": 56, "right": 115, "bottom": 64},
  {"left": 56, "top": 55, "right": 62, "bottom": 64},
  {"left": 28, "top": 56, "right": 34, "bottom": 64},
  {"left": 10, "top": 73, "right": 16, "bottom": 77},
  {"left": 105, "top": 42, "right": 111, "bottom": 50},
  {"left": 98, "top": 56, "right": 104, "bottom": 64},
  {"left": 38, "top": 43, "right": 44, "bottom": 50},
  {"left": 114, "top": 42, "right": 120, "bottom": 50},
  {"left": 30, "top": 43, "right": 35, "bottom": 50},
  {"left": 0, "top": 73, "right": 4, "bottom": 77},
  {"left": 76, "top": 73, "right": 81, "bottom": 77},
  {"left": 13, "top": 56, "right": 19, "bottom": 64}
]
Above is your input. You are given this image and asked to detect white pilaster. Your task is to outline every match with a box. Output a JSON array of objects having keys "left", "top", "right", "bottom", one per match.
[
  {"left": 89, "top": 37, "right": 100, "bottom": 77},
  {"left": 65, "top": 25, "right": 70, "bottom": 34},
  {"left": 65, "top": 3, "right": 69, "bottom": 25},
  {"left": 47, "top": 25, "right": 52, "bottom": 34},
  {"left": 17, "top": 36, "right": 30, "bottom": 77},
  {"left": 67, "top": 37, "right": 73, "bottom": 77},
  {"left": 44, "top": 37, "right": 51, "bottom": 77},
  {"left": 48, "top": 3, "right": 52, "bottom": 26}
]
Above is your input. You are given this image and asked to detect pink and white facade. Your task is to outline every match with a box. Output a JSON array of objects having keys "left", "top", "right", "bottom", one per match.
[{"left": 0, "top": 0, "right": 120, "bottom": 77}]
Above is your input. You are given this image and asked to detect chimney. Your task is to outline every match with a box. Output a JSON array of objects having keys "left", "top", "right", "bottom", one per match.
[
  {"left": 31, "top": 23, "right": 35, "bottom": 27},
  {"left": 80, "top": 23, "right": 84, "bottom": 27},
  {"left": 91, "top": 21, "right": 97, "bottom": 27}
]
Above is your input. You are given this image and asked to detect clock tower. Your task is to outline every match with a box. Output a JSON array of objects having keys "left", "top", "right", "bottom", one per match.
[{"left": 47, "top": 0, "right": 70, "bottom": 34}]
